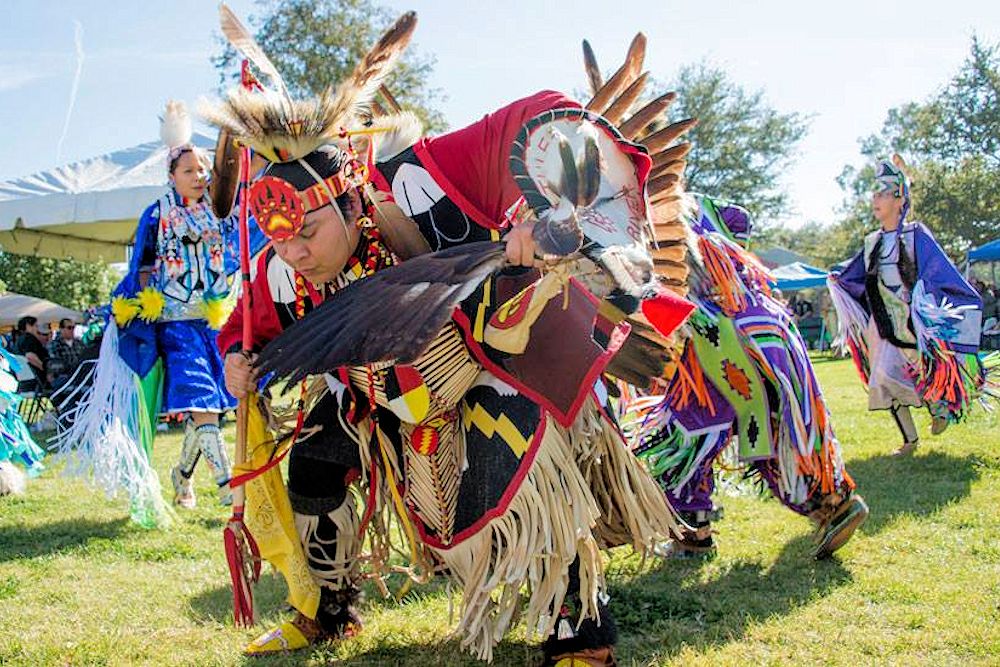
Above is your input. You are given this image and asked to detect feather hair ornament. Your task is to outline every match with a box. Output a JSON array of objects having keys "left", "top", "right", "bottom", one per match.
[
  {"left": 891, "top": 152, "right": 908, "bottom": 174},
  {"left": 160, "top": 100, "right": 193, "bottom": 149},
  {"left": 201, "top": 6, "right": 418, "bottom": 164},
  {"left": 891, "top": 152, "right": 913, "bottom": 190}
]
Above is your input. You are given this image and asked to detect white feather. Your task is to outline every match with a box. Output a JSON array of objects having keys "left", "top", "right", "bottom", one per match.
[
  {"left": 910, "top": 279, "right": 976, "bottom": 354},
  {"left": 369, "top": 111, "right": 423, "bottom": 160},
  {"left": 160, "top": 99, "right": 193, "bottom": 149}
]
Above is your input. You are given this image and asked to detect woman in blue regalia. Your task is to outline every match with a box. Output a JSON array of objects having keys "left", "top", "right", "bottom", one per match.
[
  {"left": 55, "top": 101, "right": 248, "bottom": 525},
  {"left": 119, "top": 100, "right": 237, "bottom": 508}
]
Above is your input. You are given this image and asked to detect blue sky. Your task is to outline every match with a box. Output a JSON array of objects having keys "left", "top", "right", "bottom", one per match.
[{"left": 1, "top": 0, "right": 996, "bottom": 228}]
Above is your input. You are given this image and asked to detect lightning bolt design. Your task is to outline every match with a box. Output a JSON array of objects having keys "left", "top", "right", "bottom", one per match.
[{"left": 461, "top": 402, "right": 532, "bottom": 458}]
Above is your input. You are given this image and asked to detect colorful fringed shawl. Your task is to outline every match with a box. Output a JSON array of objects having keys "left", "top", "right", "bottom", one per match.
[
  {"left": 633, "top": 194, "right": 854, "bottom": 512},
  {"left": 829, "top": 222, "right": 996, "bottom": 421}
]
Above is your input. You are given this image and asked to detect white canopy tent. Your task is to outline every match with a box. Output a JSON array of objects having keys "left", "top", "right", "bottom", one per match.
[
  {"left": 0, "top": 291, "right": 81, "bottom": 328},
  {"left": 0, "top": 132, "right": 215, "bottom": 262}
]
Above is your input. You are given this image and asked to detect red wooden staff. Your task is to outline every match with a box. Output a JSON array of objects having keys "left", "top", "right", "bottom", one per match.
[{"left": 223, "top": 60, "right": 263, "bottom": 628}]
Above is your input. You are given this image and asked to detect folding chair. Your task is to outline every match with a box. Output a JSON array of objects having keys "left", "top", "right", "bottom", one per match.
[{"left": 8, "top": 353, "right": 50, "bottom": 425}]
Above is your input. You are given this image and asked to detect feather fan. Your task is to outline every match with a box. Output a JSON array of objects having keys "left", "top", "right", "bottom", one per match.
[{"left": 255, "top": 242, "right": 506, "bottom": 385}]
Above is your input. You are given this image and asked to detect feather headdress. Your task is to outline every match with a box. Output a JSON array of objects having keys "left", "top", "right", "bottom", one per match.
[{"left": 200, "top": 4, "right": 420, "bottom": 164}]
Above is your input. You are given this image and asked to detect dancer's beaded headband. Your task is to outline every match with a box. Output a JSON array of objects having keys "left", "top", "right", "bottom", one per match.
[{"left": 248, "top": 150, "right": 367, "bottom": 241}]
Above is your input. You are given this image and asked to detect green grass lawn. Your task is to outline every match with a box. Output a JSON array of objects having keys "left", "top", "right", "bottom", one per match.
[{"left": 1, "top": 357, "right": 998, "bottom": 666}]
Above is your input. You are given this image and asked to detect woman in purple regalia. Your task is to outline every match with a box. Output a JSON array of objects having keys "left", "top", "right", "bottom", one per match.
[{"left": 828, "top": 156, "right": 994, "bottom": 455}]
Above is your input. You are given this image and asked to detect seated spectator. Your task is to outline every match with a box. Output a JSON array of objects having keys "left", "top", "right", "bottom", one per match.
[
  {"left": 13, "top": 316, "right": 50, "bottom": 388},
  {"left": 981, "top": 283, "right": 998, "bottom": 320},
  {"left": 793, "top": 295, "right": 814, "bottom": 319},
  {"left": 48, "top": 318, "right": 85, "bottom": 389}
]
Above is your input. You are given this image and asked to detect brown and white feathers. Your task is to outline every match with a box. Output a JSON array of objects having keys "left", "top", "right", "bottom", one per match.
[
  {"left": 201, "top": 6, "right": 419, "bottom": 164},
  {"left": 255, "top": 242, "right": 507, "bottom": 385},
  {"left": 323, "top": 11, "right": 418, "bottom": 138},
  {"left": 218, "top": 3, "right": 294, "bottom": 113},
  {"left": 363, "top": 110, "right": 424, "bottom": 162},
  {"left": 582, "top": 36, "right": 697, "bottom": 297}
]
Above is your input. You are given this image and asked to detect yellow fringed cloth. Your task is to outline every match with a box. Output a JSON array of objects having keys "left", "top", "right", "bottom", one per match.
[{"left": 236, "top": 394, "right": 320, "bottom": 619}]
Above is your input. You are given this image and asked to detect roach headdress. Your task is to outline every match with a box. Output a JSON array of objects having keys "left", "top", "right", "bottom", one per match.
[{"left": 201, "top": 4, "right": 423, "bottom": 240}]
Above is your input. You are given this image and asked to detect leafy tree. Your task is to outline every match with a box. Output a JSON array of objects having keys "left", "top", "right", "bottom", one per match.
[
  {"left": 212, "top": 0, "right": 446, "bottom": 132},
  {"left": 755, "top": 220, "right": 841, "bottom": 267},
  {"left": 660, "top": 62, "right": 810, "bottom": 222},
  {"left": 0, "top": 253, "right": 118, "bottom": 311},
  {"left": 831, "top": 36, "right": 1000, "bottom": 262}
]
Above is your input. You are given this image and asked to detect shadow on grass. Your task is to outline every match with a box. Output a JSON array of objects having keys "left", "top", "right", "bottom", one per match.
[
  {"left": 189, "top": 538, "right": 847, "bottom": 666},
  {"left": 0, "top": 517, "right": 129, "bottom": 562},
  {"left": 187, "top": 449, "right": 977, "bottom": 664},
  {"left": 188, "top": 570, "right": 290, "bottom": 624},
  {"left": 612, "top": 533, "right": 851, "bottom": 663},
  {"left": 265, "top": 635, "right": 534, "bottom": 667},
  {"left": 234, "top": 637, "right": 534, "bottom": 667},
  {"left": 190, "top": 515, "right": 226, "bottom": 530},
  {"left": 182, "top": 451, "right": 977, "bottom": 664},
  {"left": 805, "top": 352, "right": 847, "bottom": 365},
  {"left": 192, "top": 573, "right": 533, "bottom": 665},
  {"left": 226, "top": 537, "right": 850, "bottom": 665},
  {"left": 847, "top": 450, "right": 980, "bottom": 535},
  {"left": 188, "top": 566, "right": 456, "bottom": 625}
]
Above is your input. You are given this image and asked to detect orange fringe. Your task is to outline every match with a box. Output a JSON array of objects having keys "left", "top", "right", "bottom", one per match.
[
  {"left": 917, "top": 348, "right": 965, "bottom": 407},
  {"left": 725, "top": 243, "right": 772, "bottom": 297},
  {"left": 670, "top": 342, "right": 715, "bottom": 415},
  {"left": 798, "top": 384, "right": 854, "bottom": 498},
  {"left": 698, "top": 236, "right": 747, "bottom": 316}
]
